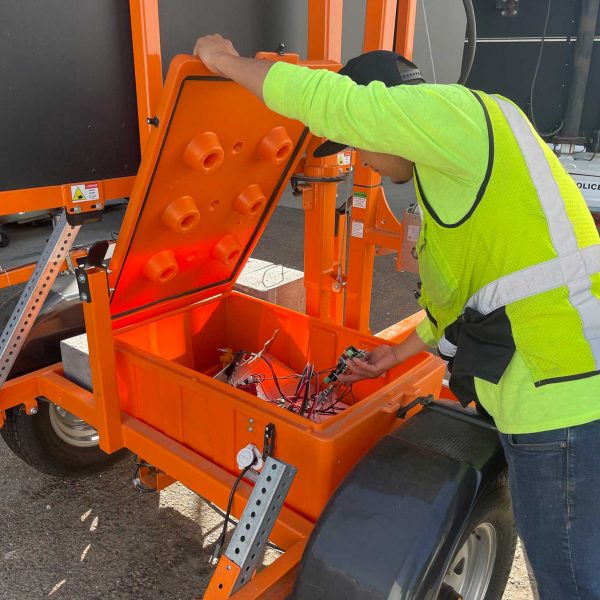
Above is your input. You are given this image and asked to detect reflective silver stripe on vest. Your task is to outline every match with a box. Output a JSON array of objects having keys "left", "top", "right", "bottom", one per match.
[
  {"left": 438, "top": 335, "right": 458, "bottom": 359},
  {"left": 464, "top": 96, "right": 600, "bottom": 367},
  {"left": 467, "top": 245, "right": 600, "bottom": 314}
]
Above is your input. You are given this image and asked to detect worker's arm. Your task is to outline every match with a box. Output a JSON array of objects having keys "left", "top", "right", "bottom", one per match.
[
  {"left": 338, "top": 330, "right": 429, "bottom": 384},
  {"left": 193, "top": 35, "right": 488, "bottom": 181},
  {"left": 193, "top": 35, "right": 273, "bottom": 100}
]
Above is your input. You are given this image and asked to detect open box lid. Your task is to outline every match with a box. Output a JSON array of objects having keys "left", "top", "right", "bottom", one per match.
[{"left": 108, "top": 55, "right": 311, "bottom": 319}]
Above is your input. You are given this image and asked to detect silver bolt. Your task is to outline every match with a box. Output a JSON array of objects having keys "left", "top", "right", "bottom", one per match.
[
  {"left": 95, "top": 203, "right": 104, "bottom": 210},
  {"left": 81, "top": 293, "right": 88, "bottom": 302},
  {"left": 248, "top": 427, "right": 254, "bottom": 432},
  {"left": 29, "top": 407, "right": 38, "bottom": 415},
  {"left": 73, "top": 206, "right": 82, "bottom": 213},
  {"left": 249, "top": 418, "right": 254, "bottom": 424},
  {"left": 226, "top": 565, "right": 231, "bottom": 571},
  {"left": 78, "top": 274, "right": 86, "bottom": 283}
]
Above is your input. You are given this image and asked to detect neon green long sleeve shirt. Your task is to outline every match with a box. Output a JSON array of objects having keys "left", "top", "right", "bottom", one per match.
[
  {"left": 262, "top": 61, "right": 600, "bottom": 434},
  {"left": 264, "top": 61, "right": 486, "bottom": 348}
]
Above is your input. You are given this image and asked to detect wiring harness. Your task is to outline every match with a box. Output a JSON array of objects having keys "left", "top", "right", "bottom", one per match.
[{"left": 217, "top": 334, "right": 364, "bottom": 423}]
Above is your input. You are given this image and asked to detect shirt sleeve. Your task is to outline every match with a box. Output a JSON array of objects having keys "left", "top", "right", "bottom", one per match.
[
  {"left": 263, "top": 61, "right": 488, "bottom": 183},
  {"left": 415, "top": 315, "right": 440, "bottom": 348}
]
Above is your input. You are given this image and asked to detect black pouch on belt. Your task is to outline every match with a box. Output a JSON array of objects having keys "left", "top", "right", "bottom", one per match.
[{"left": 444, "top": 306, "right": 516, "bottom": 406}]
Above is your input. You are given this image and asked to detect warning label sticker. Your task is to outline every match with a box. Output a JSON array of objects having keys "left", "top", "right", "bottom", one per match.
[
  {"left": 71, "top": 182, "right": 99, "bottom": 203},
  {"left": 352, "top": 193, "right": 367, "bottom": 209},
  {"left": 351, "top": 220, "right": 364, "bottom": 238},
  {"left": 407, "top": 224, "right": 421, "bottom": 242},
  {"left": 337, "top": 150, "right": 352, "bottom": 166}
]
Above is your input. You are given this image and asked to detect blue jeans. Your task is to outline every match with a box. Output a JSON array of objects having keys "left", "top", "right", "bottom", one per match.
[{"left": 500, "top": 419, "right": 600, "bottom": 600}]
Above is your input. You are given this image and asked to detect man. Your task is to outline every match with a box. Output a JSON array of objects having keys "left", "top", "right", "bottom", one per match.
[{"left": 193, "top": 35, "right": 600, "bottom": 599}]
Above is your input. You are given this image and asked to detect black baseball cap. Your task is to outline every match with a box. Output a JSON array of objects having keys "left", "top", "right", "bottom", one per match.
[{"left": 313, "top": 50, "right": 425, "bottom": 158}]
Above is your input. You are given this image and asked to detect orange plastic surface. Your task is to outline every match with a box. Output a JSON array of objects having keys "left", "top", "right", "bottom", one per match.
[
  {"left": 108, "top": 56, "right": 309, "bottom": 317},
  {"left": 114, "top": 291, "right": 445, "bottom": 521}
]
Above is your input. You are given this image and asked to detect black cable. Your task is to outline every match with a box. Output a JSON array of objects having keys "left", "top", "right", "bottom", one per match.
[
  {"left": 205, "top": 501, "right": 283, "bottom": 552},
  {"left": 299, "top": 363, "right": 313, "bottom": 416},
  {"left": 529, "top": 0, "right": 563, "bottom": 137},
  {"left": 458, "top": 0, "right": 477, "bottom": 85},
  {"left": 233, "top": 351, "right": 289, "bottom": 401},
  {"left": 574, "top": 130, "right": 600, "bottom": 161},
  {"left": 256, "top": 354, "right": 290, "bottom": 401},
  {"left": 132, "top": 457, "right": 156, "bottom": 493},
  {"left": 211, "top": 465, "right": 252, "bottom": 564},
  {"left": 320, "top": 385, "right": 353, "bottom": 413},
  {"left": 294, "top": 364, "right": 309, "bottom": 398}
]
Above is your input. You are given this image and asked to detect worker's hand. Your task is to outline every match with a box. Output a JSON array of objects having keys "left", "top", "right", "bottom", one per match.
[
  {"left": 193, "top": 34, "right": 239, "bottom": 75},
  {"left": 338, "top": 345, "right": 399, "bottom": 384}
]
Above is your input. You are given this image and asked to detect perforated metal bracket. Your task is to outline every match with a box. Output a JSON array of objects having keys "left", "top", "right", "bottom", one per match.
[
  {"left": 0, "top": 211, "right": 80, "bottom": 389},
  {"left": 224, "top": 457, "right": 296, "bottom": 594}
]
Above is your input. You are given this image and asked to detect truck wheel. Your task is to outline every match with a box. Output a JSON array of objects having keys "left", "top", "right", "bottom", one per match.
[
  {"left": 441, "top": 475, "right": 516, "bottom": 600},
  {"left": 0, "top": 226, "right": 9, "bottom": 248},
  {"left": 0, "top": 400, "right": 127, "bottom": 477}
]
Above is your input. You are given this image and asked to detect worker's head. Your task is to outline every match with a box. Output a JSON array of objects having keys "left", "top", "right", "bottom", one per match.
[{"left": 313, "top": 50, "right": 424, "bottom": 183}]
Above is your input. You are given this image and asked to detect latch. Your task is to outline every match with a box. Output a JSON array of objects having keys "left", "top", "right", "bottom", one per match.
[{"left": 75, "top": 240, "right": 110, "bottom": 303}]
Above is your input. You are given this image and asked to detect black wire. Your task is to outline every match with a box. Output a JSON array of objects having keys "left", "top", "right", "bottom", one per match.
[
  {"left": 233, "top": 351, "right": 289, "bottom": 401},
  {"left": 294, "top": 364, "right": 308, "bottom": 398},
  {"left": 529, "top": 0, "right": 563, "bottom": 138},
  {"left": 458, "top": 0, "right": 477, "bottom": 85},
  {"left": 132, "top": 457, "right": 156, "bottom": 493},
  {"left": 205, "top": 501, "right": 283, "bottom": 552},
  {"left": 256, "top": 354, "right": 290, "bottom": 401},
  {"left": 299, "top": 363, "right": 313, "bottom": 416},
  {"left": 214, "top": 465, "right": 252, "bottom": 560},
  {"left": 574, "top": 130, "right": 600, "bottom": 161}
]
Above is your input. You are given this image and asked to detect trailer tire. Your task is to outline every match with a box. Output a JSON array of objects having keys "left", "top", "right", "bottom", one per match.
[
  {"left": 0, "top": 400, "right": 127, "bottom": 477},
  {"left": 441, "top": 473, "right": 516, "bottom": 599},
  {"left": 0, "top": 226, "right": 9, "bottom": 248}
]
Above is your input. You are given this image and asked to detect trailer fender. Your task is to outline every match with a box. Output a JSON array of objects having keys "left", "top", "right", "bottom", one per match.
[{"left": 292, "top": 402, "right": 507, "bottom": 600}]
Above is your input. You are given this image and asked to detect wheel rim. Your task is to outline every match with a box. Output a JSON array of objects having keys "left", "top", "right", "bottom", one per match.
[
  {"left": 443, "top": 522, "right": 497, "bottom": 599},
  {"left": 48, "top": 403, "right": 99, "bottom": 448}
]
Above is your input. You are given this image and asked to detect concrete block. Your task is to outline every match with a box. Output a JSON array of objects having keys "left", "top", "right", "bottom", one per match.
[
  {"left": 60, "top": 333, "right": 92, "bottom": 391},
  {"left": 234, "top": 258, "right": 305, "bottom": 312},
  {"left": 60, "top": 260, "right": 305, "bottom": 390}
]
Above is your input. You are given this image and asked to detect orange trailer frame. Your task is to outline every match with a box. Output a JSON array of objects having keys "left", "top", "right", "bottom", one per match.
[{"left": 0, "top": 2, "right": 437, "bottom": 598}]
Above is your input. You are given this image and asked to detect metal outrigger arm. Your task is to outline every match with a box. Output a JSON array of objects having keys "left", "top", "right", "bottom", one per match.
[{"left": 0, "top": 211, "right": 81, "bottom": 389}]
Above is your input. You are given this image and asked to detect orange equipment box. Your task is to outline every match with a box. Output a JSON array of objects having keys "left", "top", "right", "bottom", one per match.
[
  {"left": 98, "top": 55, "right": 445, "bottom": 523},
  {"left": 113, "top": 291, "right": 444, "bottom": 520}
]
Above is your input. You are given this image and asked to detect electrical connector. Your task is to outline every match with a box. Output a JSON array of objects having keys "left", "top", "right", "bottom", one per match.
[
  {"left": 209, "top": 541, "right": 223, "bottom": 565},
  {"left": 236, "top": 444, "right": 264, "bottom": 471}
]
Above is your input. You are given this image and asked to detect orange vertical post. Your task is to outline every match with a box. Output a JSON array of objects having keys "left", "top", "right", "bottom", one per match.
[
  {"left": 82, "top": 269, "right": 123, "bottom": 453},
  {"left": 129, "top": 0, "right": 164, "bottom": 151},
  {"left": 344, "top": 160, "right": 382, "bottom": 332},
  {"left": 307, "top": 0, "right": 344, "bottom": 62},
  {"left": 302, "top": 141, "right": 345, "bottom": 324},
  {"left": 395, "top": 0, "right": 417, "bottom": 59},
  {"left": 363, "top": 0, "right": 398, "bottom": 52},
  {"left": 303, "top": 1, "right": 345, "bottom": 323},
  {"left": 344, "top": 0, "right": 407, "bottom": 332}
]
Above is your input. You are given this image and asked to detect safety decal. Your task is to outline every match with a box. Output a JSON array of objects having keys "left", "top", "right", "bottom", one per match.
[
  {"left": 71, "top": 182, "right": 99, "bottom": 203},
  {"left": 351, "top": 220, "right": 364, "bottom": 238},
  {"left": 407, "top": 225, "right": 421, "bottom": 242},
  {"left": 352, "top": 193, "right": 367, "bottom": 209},
  {"left": 337, "top": 150, "right": 352, "bottom": 166}
]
